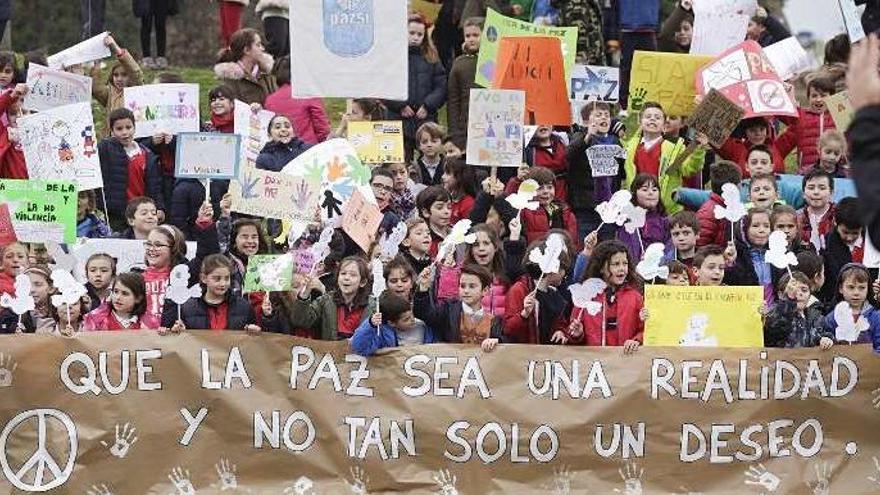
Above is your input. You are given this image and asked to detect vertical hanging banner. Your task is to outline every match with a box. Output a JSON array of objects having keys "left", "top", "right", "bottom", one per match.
[
  {"left": 234, "top": 100, "right": 275, "bottom": 171},
  {"left": 290, "top": 0, "right": 408, "bottom": 99},
  {"left": 23, "top": 64, "right": 92, "bottom": 112},
  {"left": 0, "top": 179, "right": 76, "bottom": 243},
  {"left": 18, "top": 102, "right": 103, "bottom": 191},
  {"left": 476, "top": 8, "right": 578, "bottom": 90},
  {"left": 465, "top": 89, "right": 525, "bottom": 167},
  {"left": 492, "top": 36, "right": 571, "bottom": 126},
  {"left": 696, "top": 41, "right": 798, "bottom": 119},
  {"left": 347, "top": 121, "right": 405, "bottom": 164},
  {"left": 124, "top": 84, "right": 200, "bottom": 138},
  {"left": 690, "top": 0, "right": 757, "bottom": 56},
  {"left": 629, "top": 51, "right": 714, "bottom": 116}
]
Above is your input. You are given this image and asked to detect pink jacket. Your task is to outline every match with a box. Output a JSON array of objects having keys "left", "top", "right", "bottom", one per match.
[
  {"left": 82, "top": 303, "right": 151, "bottom": 331},
  {"left": 777, "top": 107, "right": 836, "bottom": 173},
  {"left": 436, "top": 264, "right": 508, "bottom": 317},
  {"left": 264, "top": 84, "right": 332, "bottom": 145}
]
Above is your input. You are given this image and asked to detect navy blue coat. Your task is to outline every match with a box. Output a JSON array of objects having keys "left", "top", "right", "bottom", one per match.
[
  {"left": 384, "top": 47, "right": 447, "bottom": 138},
  {"left": 161, "top": 295, "right": 256, "bottom": 330},
  {"left": 98, "top": 138, "right": 165, "bottom": 227},
  {"left": 255, "top": 139, "right": 311, "bottom": 172},
  {"left": 169, "top": 178, "right": 228, "bottom": 241}
]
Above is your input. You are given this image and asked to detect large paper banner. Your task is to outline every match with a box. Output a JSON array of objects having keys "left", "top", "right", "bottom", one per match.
[
  {"left": 0, "top": 180, "right": 76, "bottom": 243},
  {"left": 1, "top": 333, "right": 879, "bottom": 493},
  {"left": 348, "top": 121, "right": 405, "bottom": 164},
  {"left": 690, "top": 0, "right": 757, "bottom": 56},
  {"left": 341, "top": 188, "right": 383, "bottom": 253},
  {"left": 476, "top": 8, "right": 578, "bottom": 90},
  {"left": 234, "top": 100, "right": 274, "bottom": 171},
  {"left": 839, "top": 0, "right": 867, "bottom": 43},
  {"left": 466, "top": 89, "right": 525, "bottom": 167},
  {"left": 493, "top": 36, "right": 571, "bottom": 126},
  {"left": 644, "top": 285, "right": 764, "bottom": 347},
  {"left": 290, "top": 0, "right": 408, "bottom": 99},
  {"left": 228, "top": 167, "right": 320, "bottom": 222},
  {"left": 18, "top": 102, "right": 102, "bottom": 191},
  {"left": 46, "top": 31, "right": 111, "bottom": 69},
  {"left": 281, "top": 138, "right": 371, "bottom": 221},
  {"left": 570, "top": 65, "right": 619, "bottom": 103},
  {"left": 696, "top": 41, "right": 798, "bottom": 119},
  {"left": 629, "top": 51, "right": 714, "bottom": 116},
  {"left": 124, "top": 84, "right": 200, "bottom": 138},
  {"left": 686, "top": 89, "right": 746, "bottom": 148},
  {"left": 70, "top": 238, "right": 196, "bottom": 281},
  {"left": 825, "top": 90, "right": 854, "bottom": 132},
  {"left": 23, "top": 64, "right": 92, "bottom": 112},
  {"left": 174, "top": 133, "right": 241, "bottom": 180}
]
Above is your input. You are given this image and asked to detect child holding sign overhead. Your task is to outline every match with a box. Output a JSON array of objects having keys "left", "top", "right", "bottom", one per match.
[
  {"left": 0, "top": 83, "right": 28, "bottom": 180},
  {"left": 91, "top": 34, "right": 143, "bottom": 136}
]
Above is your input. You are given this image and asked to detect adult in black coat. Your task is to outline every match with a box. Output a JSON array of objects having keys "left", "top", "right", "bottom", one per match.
[
  {"left": 98, "top": 138, "right": 165, "bottom": 232},
  {"left": 848, "top": 35, "right": 880, "bottom": 248},
  {"left": 858, "top": 0, "right": 880, "bottom": 36},
  {"left": 169, "top": 178, "right": 228, "bottom": 241}
]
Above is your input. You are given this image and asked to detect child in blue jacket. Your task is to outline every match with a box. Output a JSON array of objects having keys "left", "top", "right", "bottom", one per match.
[{"left": 351, "top": 292, "right": 435, "bottom": 357}]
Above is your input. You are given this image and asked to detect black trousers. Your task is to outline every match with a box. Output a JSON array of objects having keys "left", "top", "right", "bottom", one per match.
[
  {"left": 140, "top": 0, "right": 169, "bottom": 57},
  {"left": 80, "top": 0, "right": 105, "bottom": 39}
]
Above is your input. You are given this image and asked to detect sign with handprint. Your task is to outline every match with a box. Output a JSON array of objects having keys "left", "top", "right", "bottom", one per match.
[
  {"left": 100, "top": 422, "right": 138, "bottom": 459},
  {"left": 228, "top": 167, "right": 320, "bottom": 223},
  {"left": 629, "top": 51, "right": 713, "bottom": 116}
]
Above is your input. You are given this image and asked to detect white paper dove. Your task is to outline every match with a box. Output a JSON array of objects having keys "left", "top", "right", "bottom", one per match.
[
  {"left": 257, "top": 254, "right": 294, "bottom": 291},
  {"left": 437, "top": 219, "right": 477, "bottom": 263},
  {"left": 713, "top": 183, "right": 747, "bottom": 223},
  {"left": 378, "top": 222, "right": 408, "bottom": 261},
  {"left": 0, "top": 274, "right": 34, "bottom": 315},
  {"left": 765, "top": 231, "right": 798, "bottom": 270},
  {"left": 569, "top": 278, "right": 607, "bottom": 316},
  {"left": 596, "top": 190, "right": 632, "bottom": 226},
  {"left": 370, "top": 259, "right": 386, "bottom": 300},
  {"left": 166, "top": 264, "right": 202, "bottom": 305},
  {"left": 46, "top": 242, "right": 78, "bottom": 274},
  {"left": 833, "top": 301, "right": 869, "bottom": 343},
  {"left": 636, "top": 243, "right": 670, "bottom": 281},
  {"left": 505, "top": 179, "right": 540, "bottom": 212},
  {"left": 308, "top": 226, "right": 335, "bottom": 268},
  {"left": 622, "top": 204, "right": 647, "bottom": 234},
  {"left": 50, "top": 270, "right": 87, "bottom": 308},
  {"left": 529, "top": 233, "right": 566, "bottom": 275}
]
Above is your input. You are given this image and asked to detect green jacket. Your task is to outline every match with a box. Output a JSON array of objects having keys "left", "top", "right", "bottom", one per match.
[
  {"left": 287, "top": 293, "right": 377, "bottom": 341},
  {"left": 623, "top": 131, "right": 705, "bottom": 215}
]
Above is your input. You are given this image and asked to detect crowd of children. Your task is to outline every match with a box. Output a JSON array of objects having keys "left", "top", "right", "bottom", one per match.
[{"left": 0, "top": 2, "right": 877, "bottom": 358}]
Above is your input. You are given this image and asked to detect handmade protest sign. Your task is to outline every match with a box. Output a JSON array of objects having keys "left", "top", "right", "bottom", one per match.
[
  {"left": 244, "top": 255, "right": 294, "bottom": 293},
  {"left": 476, "top": 8, "right": 577, "bottom": 90},
  {"left": 348, "top": 121, "right": 405, "bottom": 164},
  {"left": 690, "top": 0, "right": 757, "bottom": 56},
  {"left": 629, "top": 51, "right": 714, "bottom": 116},
  {"left": 174, "top": 133, "right": 241, "bottom": 180},
  {"left": 686, "top": 89, "right": 746, "bottom": 148},
  {"left": 124, "top": 83, "right": 200, "bottom": 138},
  {"left": 23, "top": 64, "right": 92, "bottom": 112},
  {"left": 46, "top": 31, "right": 111, "bottom": 69},
  {"left": 838, "top": 0, "right": 866, "bottom": 43},
  {"left": 0, "top": 204, "right": 15, "bottom": 245},
  {"left": 644, "top": 285, "right": 764, "bottom": 347},
  {"left": 228, "top": 167, "right": 320, "bottom": 223},
  {"left": 0, "top": 180, "right": 76, "bottom": 243},
  {"left": 70, "top": 239, "right": 196, "bottom": 281},
  {"left": 282, "top": 139, "right": 371, "bottom": 221},
  {"left": 18, "top": 102, "right": 102, "bottom": 190},
  {"left": 234, "top": 99, "right": 274, "bottom": 171},
  {"left": 763, "top": 37, "right": 814, "bottom": 81},
  {"left": 586, "top": 144, "right": 627, "bottom": 177},
  {"left": 290, "top": 1, "right": 407, "bottom": 99},
  {"left": 411, "top": 0, "right": 442, "bottom": 23},
  {"left": 492, "top": 36, "right": 570, "bottom": 126},
  {"left": 341, "top": 188, "right": 383, "bottom": 253},
  {"left": 570, "top": 65, "right": 619, "bottom": 103},
  {"left": 696, "top": 41, "right": 798, "bottom": 119},
  {"left": 825, "top": 90, "right": 854, "bottom": 132},
  {"left": 466, "top": 89, "right": 525, "bottom": 167},
  {"left": 1, "top": 333, "right": 878, "bottom": 492}
]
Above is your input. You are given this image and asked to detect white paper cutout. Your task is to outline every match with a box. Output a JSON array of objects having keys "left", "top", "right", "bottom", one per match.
[
  {"left": 308, "top": 226, "right": 335, "bottom": 271},
  {"left": 713, "top": 183, "right": 747, "bottom": 223},
  {"left": 569, "top": 278, "right": 607, "bottom": 316},
  {"left": 166, "top": 265, "right": 202, "bottom": 306},
  {"left": 437, "top": 220, "right": 477, "bottom": 264},
  {"left": 765, "top": 231, "right": 798, "bottom": 270},
  {"left": 529, "top": 233, "right": 566, "bottom": 275},
  {"left": 505, "top": 179, "right": 540, "bottom": 212},
  {"left": 596, "top": 190, "right": 633, "bottom": 226},
  {"left": 622, "top": 204, "right": 647, "bottom": 235},
  {"left": 0, "top": 274, "right": 35, "bottom": 315},
  {"left": 636, "top": 243, "right": 670, "bottom": 281},
  {"left": 46, "top": 242, "right": 77, "bottom": 273},
  {"left": 833, "top": 301, "right": 869, "bottom": 343},
  {"left": 49, "top": 269, "right": 87, "bottom": 309},
  {"left": 378, "top": 221, "right": 408, "bottom": 261},
  {"left": 370, "top": 259, "right": 386, "bottom": 301}
]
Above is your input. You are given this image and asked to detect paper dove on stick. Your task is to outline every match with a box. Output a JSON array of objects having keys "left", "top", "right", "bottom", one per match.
[
  {"left": 437, "top": 219, "right": 477, "bottom": 263},
  {"left": 166, "top": 264, "right": 202, "bottom": 305},
  {"left": 569, "top": 278, "right": 607, "bottom": 316},
  {"left": 596, "top": 190, "right": 633, "bottom": 226},
  {"left": 713, "top": 183, "right": 747, "bottom": 223},
  {"left": 529, "top": 233, "right": 566, "bottom": 275},
  {"left": 505, "top": 179, "right": 540, "bottom": 212},
  {"left": 370, "top": 259, "right": 386, "bottom": 300},
  {"left": 257, "top": 254, "right": 294, "bottom": 291},
  {"left": 378, "top": 222, "right": 408, "bottom": 261},
  {"left": 308, "top": 226, "right": 335, "bottom": 268},
  {"left": 622, "top": 204, "right": 647, "bottom": 234},
  {"left": 833, "top": 301, "right": 869, "bottom": 343},
  {"left": 765, "top": 231, "right": 799, "bottom": 270},
  {"left": 0, "top": 274, "right": 34, "bottom": 315},
  {"left": 46, "top": 242, "right": 78, "bottom": 274},
  {"left": 50, "top": 270, "right": 87, "bottom": 308},
  {"left": 636, "top": 243, "right": 670, "bottom": 281}
]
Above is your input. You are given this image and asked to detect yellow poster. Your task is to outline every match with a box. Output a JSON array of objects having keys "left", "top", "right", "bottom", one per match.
[
  {"left": 644, "top": 285, "right": 764, "bottom": 347},
  {"left": 348, "top": 120, "right": 405, "bottom": 164},
  {"left": 629, "top": 51, "right": 714, "bottom": 116},
  {"left": 825, "top": 90, "right": 854, "bottom": 132},
  {"left": 411, "top": 0, "right": 443, "bottom": 23}
]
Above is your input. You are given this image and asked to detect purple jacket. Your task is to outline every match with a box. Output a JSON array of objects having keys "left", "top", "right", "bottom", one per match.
[{"left": 616, "top": 209, "right": 670, "bottom": 261}]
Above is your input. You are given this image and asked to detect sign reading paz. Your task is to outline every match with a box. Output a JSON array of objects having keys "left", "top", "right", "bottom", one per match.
[
  {"left": 0, "top": 179, "right": 76, "bottom": 244},
  {"left": 492, "top": 36, "right": 570, "bottom": 126},
  {"left": 124, "top": 83, "right": 200, "bottom": 138},
  {"left": 466, "top": 89, "right": 525, "bottom": 167},
  {"left": 629, "top": 51, "right": 714, "bottom": 116},
  {"left": 347, "top": 121, "right": 404, "bottom": 164},
  {"left": 687, "top": 89, "right": 746, "bottom": 148},
  {"left": 174, "top": 133, "right": 241, "bottom": 180},
  {"left": 0, "top": 333, "right": 878, "bottom": 492},
  {"left": 23, "top": 64, "right": 92, "bottom": 112}
]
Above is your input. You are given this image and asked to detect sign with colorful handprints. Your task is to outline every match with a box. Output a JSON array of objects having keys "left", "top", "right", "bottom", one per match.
[
  {"left": 281, "top": 138, "right": 371, "bottom": 221},
  {"left": 18, "top": 102, "right": 103, "bottom": 191},
  {"left": 228, "top": 167, "right": 320, "bottom": 223}
]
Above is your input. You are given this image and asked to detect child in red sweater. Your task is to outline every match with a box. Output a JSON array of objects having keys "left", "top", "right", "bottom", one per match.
[
  {"left": 777, "top": 75, "right": 837, "bottom": 174},
  {"left": 441, "top": 159, "right": 476, "bottom": 224},
  {"left": 0, "top": 84, "right": 28, "bottom": 180},
  {"left": 525, "top": 125, "right": 568, "bottom": 201},
  {"left": 520, "top": 166, "right": 578, "bottom": 247}
]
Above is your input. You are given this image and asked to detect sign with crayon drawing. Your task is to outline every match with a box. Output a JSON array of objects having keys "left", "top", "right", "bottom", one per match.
[
  {"left": 124, "top": 83, "right": 200, "bottom": 138},
  {"left": 492, "top": 36, "right": 571, "bottom": 126},
  {"left": 341, "top": 188, "right": 383, "bottom": 253},
  {"left": 0, "top": 179, "right": 76, "bottom": 244},
  {"left": 234, "top": 99, "right": 275, "bottom": 171},
  {"left": 228, "top": 167, "right": 320, "bottom": 223},
  {"left": 18, "top": 102, "right": 103, "bottom": 191},
  {"left": 629, "top": 51, "right": 714, "bottom": 116},
  {"left": 466, "top": 89, "right": 525, "bottom": 167},
  {"left": 348, "top": 121, "right": 405, "bottom": 163},
  {"left": 174, "top": 133, "right": 241, "bottom": 180},
  {"left": 244, "top": 255, "right": 295, "bottom": 293},
  {"left": 644, "top": 285, "right": 764, "bottom": 347},
  {"left": 23, "top": 64, "right": 92, "bottom": 112}
]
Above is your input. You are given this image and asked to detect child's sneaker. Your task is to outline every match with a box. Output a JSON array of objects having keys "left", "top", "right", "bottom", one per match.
[
  {"left": 142, "top": 57, "right": 155, "bottom": 69},
  {"left": 156, "top": 57, "right": 168, "bottom": 69}
]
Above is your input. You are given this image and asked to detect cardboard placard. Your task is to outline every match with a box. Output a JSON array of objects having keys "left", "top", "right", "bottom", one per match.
[
  {"left": 341, "top": 188, "right": 383, "bottom": 253},
  {"left": 686, "top": 89, "right": 746, "bottom": 148},
  {"left": 124, "top": 84, "right": 200, "bottom": 138},
  {"left": 228, "top": 167, "right": 320, "bottom": 222},
  {"left": 0, "top": 180, "right": 76, "bottom": 244},
  {"left": 23, "top": 64, "right": 92, "bottom": 112},
  {"left": 18, "top": 102, "right": 103, "bottom": 191},
  {"left": 629, "top": 51, "right": 714, "bottom": 116},
  {"left": 174, "top": 133, "right": 241, "bottom": 180},
  {"left": 347, "top": 121, "right": 405, "bottom": 164},
  {"left": 825, "top": 90, "right": 854, "bottom": 132},
  {"left": 466, "top": 89, "right": 525, "bottom": 167},
  {"left": 492, "top": 36, "right": 571, "bottom": 126}
]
